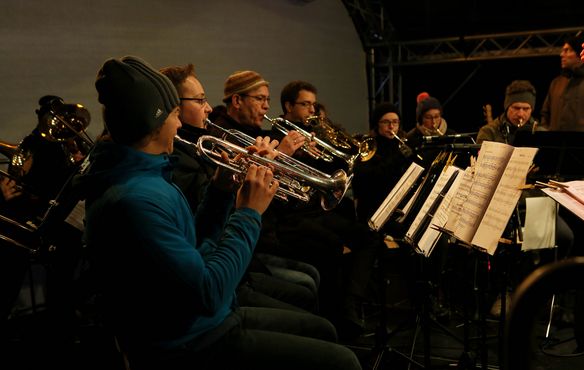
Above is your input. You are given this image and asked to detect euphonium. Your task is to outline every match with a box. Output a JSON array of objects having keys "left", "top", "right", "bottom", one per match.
[
  {"left": 176, "top": 122, "right": 352, "bottom": 211},
  {"left": 305, "top": 115, "right": 377, "bottom": 164}
]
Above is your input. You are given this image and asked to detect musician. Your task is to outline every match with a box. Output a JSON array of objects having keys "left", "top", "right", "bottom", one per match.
[
  {"left": 352, "top": 102, "right": 414, "bottom": 224},
  {"left": 540, "top": 33, "right": 584, "bottom": 131},
  {"left": 209, "top": 70, "right": 304, "bottom": 156},
  {"left": 76, "top": 56, "right": 361, "bottom": 370},
  {"left": 160, "top": 63, "right": 318, "bottom": 313},
  {"left": 246, "top": 79, "right": 384, "bottom": 340},
  {"left": 405, "top": 95, "right": 456, "bottom": 169},
  {"left": 1, "top": 95, "right": 87, "bottom": 347},
  {"left": 477, "top": 80, "right": 540, "bottom": 145}
]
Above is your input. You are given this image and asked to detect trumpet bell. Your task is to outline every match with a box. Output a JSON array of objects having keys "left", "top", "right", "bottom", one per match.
[
  {"left": 320, "top": 170, "right": 353, "bottom": 211},
  {"left": 357, "top": 136, "right": 377, "bottom": 162},
  {"left": 38, "top": 102, "right": 91, "bottom": 142}
]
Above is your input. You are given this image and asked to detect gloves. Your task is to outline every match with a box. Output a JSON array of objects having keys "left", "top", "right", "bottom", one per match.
[{"left": 399, "top": 144, "right": 414, "bottom": 158}]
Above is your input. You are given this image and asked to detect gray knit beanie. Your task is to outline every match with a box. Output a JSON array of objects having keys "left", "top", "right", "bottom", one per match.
[{"left": 95, "top": 56, "right": 179, "bottom": 145}]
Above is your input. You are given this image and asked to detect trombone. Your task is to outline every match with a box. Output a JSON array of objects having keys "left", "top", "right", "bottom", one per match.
[{"left": 176, "top": 120, "right": 352, "bottom": 210}]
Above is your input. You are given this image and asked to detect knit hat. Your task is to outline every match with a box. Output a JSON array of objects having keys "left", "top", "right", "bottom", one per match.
[
  {"left": 95, "top": 55, "right": 179, "bottom": 145},
  {"left": 503, "top": 80, "right": 536, "bottom": 111},
  {"left": 222, "top": 70, "right": 269, "bottom": 102},
  {"left": 416, "top": 96, "right": 442, "bottom": 124},
  {"left": 416, "top": 92, "right": 430, "bottom": 104},
  {"left": 370, "top": 102, "right": 399, "bottom": 129},
  {"left": 565, "top": 32, "right": 584, "bottom": 57}
]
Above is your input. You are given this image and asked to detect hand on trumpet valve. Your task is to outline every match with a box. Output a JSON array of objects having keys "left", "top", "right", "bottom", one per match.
[
  {"left": 0, "top": 176, "right": 23, "bottom": 201},
  {"left": 212, "top": 151, "right": 241, "bottom": 193},
  {"left": 278, "top": 131, "right": 306, "bottom": 156},
  {"left": 236, "top": 164, "right": 279, "bottom": 215},
  {"left": 248, "top": 136, "right": 280, "bottom": 160}
]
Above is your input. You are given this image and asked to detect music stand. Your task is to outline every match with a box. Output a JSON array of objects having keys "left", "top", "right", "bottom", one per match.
[{"left": 513, "top": 131, "right": 584, "bottom": 181}]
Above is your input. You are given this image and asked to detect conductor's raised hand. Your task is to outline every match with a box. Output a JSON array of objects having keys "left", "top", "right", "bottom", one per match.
[{"left": 236, "top": 164, "right": 279, "bottom": 214}]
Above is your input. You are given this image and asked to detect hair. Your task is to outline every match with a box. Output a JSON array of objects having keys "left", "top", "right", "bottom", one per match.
[
  {"left": 280, "top": 80, "right": 317, "bottom": 114},
  {"left": 159, "top": 64, "right": 196, "bottom": 93},
  {"left": 314, "top": 102, "right": 326, "bottom": 117}
]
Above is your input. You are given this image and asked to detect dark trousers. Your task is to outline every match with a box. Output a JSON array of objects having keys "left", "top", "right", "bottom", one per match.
[{"left": 128, "top": 307, "right": 362, "bottom": 370}]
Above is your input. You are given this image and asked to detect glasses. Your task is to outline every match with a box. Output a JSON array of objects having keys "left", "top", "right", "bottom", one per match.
[
  {"left": 423, "top": 114, "right": 441, "bottom": 121},
  {"left": 294, "top": 101, "right": 317, "bottom": 109},
  {"left": 241, "top": 94, "right": 271, "bottom": 104},
  {"left": 180, "top": 97, "right": 208, "bottom": 106},
  {"left": 378, "top": 119, "right": 400, "bottom": 126}
]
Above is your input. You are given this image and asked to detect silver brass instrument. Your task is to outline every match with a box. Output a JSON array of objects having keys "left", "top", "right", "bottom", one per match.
[
  {"left": 176, "top": 121, "right": 352, "bottom": 210},
  {"left": 264, "top": 114, "right": 375, "bottom": 171},
  {"left": 305, "top": 115, "right": 377, "bottom": 164},
  {"left": 263, "top": 114, "right": 335, "bottom": 163}
]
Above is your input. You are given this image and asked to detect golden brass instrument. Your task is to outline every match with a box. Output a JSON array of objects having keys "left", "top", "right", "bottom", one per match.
[
  {"left": 176, "top": 122, "right": 352, "bottom": 210},
  {"left": 305, "top": 115, "right": 377, "bottom": 164},
  {"left": 37, "top": 99, "right": 94, "bottom": 151}
]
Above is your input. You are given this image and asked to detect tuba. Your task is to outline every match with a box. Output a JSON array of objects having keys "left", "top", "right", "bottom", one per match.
[{"left": 177, "top": 120, "right": 352, "bottom": 211}]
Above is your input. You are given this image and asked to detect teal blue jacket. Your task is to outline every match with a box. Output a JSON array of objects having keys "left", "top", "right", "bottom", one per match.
[{"left": 74, "top": 142, "right": 261, "bottom": 351}]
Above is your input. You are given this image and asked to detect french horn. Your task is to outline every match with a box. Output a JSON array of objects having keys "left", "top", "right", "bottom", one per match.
[{"left": 176, "top": 119, "right": 352, "bottom": 211}]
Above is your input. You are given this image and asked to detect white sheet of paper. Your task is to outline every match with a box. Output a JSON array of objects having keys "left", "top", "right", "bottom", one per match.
[{"left": 522, "top": 197, "right": 556, "bottom": 251}]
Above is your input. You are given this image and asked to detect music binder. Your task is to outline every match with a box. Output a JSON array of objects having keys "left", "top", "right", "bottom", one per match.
[
  {"left": 404, "top": 165, "right": 463, "bottom": 256},
  {"left": 368, "top": 162, "right": 425, "bottom": 232},
  {"left": 444, "top": 141, "right": 538, "bottom": 255}
]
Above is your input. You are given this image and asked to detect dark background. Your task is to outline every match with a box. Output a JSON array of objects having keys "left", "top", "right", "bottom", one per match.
[{"left": 365, "top": 0, "right": 584, "bottom": 133}]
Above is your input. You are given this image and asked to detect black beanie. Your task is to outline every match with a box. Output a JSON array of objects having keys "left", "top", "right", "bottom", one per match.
[
  {"left": 504, "top": 80, "right": 536, "bottom": 111},
  {"left": 95, "top": 56, "right": 179, "bottom": 145},
  {"left": 565, "top": 32, "right": 584, "bottom": 57},
  {"left": 416, "top": 96, "right": 442, "bottom": 124},
  {"left": 370, "top": 102, "right": 399, "bottom": 129}
]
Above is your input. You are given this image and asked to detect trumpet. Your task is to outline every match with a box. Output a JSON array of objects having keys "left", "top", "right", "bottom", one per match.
[{"left": 175, "top": 126, "right": 352, "bottom": 211}]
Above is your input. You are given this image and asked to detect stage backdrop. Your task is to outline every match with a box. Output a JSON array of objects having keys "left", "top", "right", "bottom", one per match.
[{"left": 0, "top": 0, "right": 367, "bottom": 143}]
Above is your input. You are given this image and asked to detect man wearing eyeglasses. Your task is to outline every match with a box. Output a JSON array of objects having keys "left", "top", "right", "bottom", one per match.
[
  {"left": 251, "top": 79, "right": 383, "bottom": 341},
  {"left": 161, "top": 64, "right": 320, "bottom": 314},
  {"left": 210, "top": 70, "right": 305, "bottom": 157}
]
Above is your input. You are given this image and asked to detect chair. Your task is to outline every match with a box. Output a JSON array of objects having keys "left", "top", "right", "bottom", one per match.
[{"left": 503, "top": 256, "right": 584, "bottom": 370}]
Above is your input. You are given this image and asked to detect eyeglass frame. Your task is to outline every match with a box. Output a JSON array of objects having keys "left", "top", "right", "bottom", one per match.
[
  {"left": 240, "top": 94, "right": 271, "bottom": 104},
  {"left": 179, "top": 97, "right": 208, "bottom": 106},
  {"left": 294, "top": 101, "right": 318, "bottom": 109}
]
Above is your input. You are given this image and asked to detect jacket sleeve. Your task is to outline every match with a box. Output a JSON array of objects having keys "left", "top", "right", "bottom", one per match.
[{"left": 119, "top": 193, "right": 261, "bottom": 315}]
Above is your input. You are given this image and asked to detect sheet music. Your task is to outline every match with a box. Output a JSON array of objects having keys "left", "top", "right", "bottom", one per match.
[
  {"left": 472, "top": 147, "right": 538, "bottom": 254},
  {"left": 406, "top": 165, "right": 459, "bottom": 242},
  {"left": 369, "top": 162, "right": 424, "bottom": 231},
  {"left": 543, "top": 187, "right": 584, "bottom": 221},
  {"left": 452, "top": 141, "right": 514, "bottom": 244},
  {"left": 444, "top": 166, "right": 474, "bottom": 232},
  {"left": 417, "top": 167, "right": 464, "bottom": 256},
  {"left": 65, "top": 200, "right": 85, "bottom": 231}
]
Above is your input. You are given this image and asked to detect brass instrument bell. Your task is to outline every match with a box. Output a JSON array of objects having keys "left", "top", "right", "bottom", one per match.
[{"left": 38, "top": 101, "right": 91, "bottom": 142}]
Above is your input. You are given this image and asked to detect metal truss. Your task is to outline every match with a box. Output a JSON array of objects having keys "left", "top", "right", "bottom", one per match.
[{"left": 388, "top": 27, "right": 584, "bottom": 66}]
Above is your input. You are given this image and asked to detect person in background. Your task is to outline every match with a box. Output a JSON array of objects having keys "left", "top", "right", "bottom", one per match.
[
  {"left": 540, "top": 32, "right": 584, "bottom": 131},
  {"left": 76, "top": 55, "right": 361, "bottom": 370},
  {"left": 477, "top": 80, "right": 540, "bottom": 144},
  {"left": 255, "top": 79, "right": 383, "bottom": 340},
  {"left": 405, "top": 94, "right": 454, "bottom": 148},
  {"left": 1, "top": 95, "right": 88, "bottom": 353},
  {"left": 160, "top": 63, "right": 317, "bottom": 313},
  {"left": 352, "top": 102, "right": 413, "bottom": 224}
]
